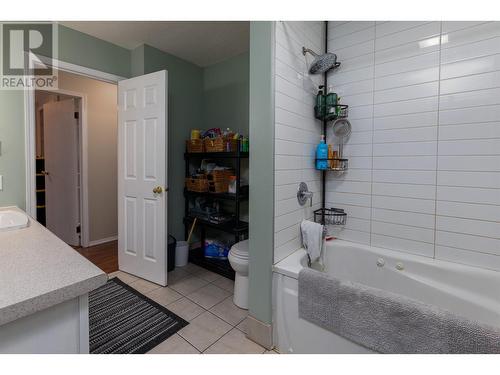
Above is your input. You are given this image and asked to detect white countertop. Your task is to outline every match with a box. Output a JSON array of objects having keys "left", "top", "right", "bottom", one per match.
[{"left": 0, "top": 207, "right": 107, "bottom": 326}]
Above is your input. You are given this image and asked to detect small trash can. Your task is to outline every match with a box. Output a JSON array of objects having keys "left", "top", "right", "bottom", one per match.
[
  {"left": 175, "top": 241, "right": 189, "bottom": 267},
  {"left": 168, "top": 235, "right": 176, "bottom": 272}
]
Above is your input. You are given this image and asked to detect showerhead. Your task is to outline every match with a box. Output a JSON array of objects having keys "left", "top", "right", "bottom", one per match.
[{"left": 302, "top": 47, "right": 338, "bottom": 75}]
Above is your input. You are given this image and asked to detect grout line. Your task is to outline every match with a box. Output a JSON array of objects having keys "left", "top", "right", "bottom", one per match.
[
  {"left": 433, "top": 20, "right": 443, "bottom": 260},
  {"left": 175, "top": 333, "right": 202, "bottom": 354},
  {"left": 371, "top": 22, "right": 434, "bottom": 40},
  {"left": 275, "top": 90, "right": 315, "bottom": 109},
  {"left": 435, "top": 198, "right": 500, "bottom": 207},
  {"left": 373, "top": 93, "right": 439, "bottom": 106},
  {"left": 373, "top": 54, "right": 439, "bottom": 77},
  {"left": 328, "top": 23, "right": 376, "bottom": 40},
  {"left": 330, "top": 34, "right": 376, "bottom": 51},
  {"left": 275, "top": 120, "right": 324, "bottom": 134},
  {"left": 371, "top": 79, "right": 439, "bottom": 93},
  {"left": 374, "top": 109, "right": 438, "bottom": 119},
  {"left": 440, "top": 100, "right": 500, "bottom": 112},
  {"left": 442, "top": 31, "right": 500, "bottom": 53},
  {"left": 440, "top": 51, "right": 500, "bottom": 72},
  {"left": 436, "top": 213, "right": 500, "bottom": 224},
  {"left": 434, "top": 242, "right": 500, "bottom": 258},
  {"left": 374, "top": 32, "right": 443, "bottom": 56},
  {"left": 373, "top": 232, "right": 435, "bottom": 247},
  {"left": 371, "top": 231, "right": 435, "bottom": 245},
  {"left": 440, "top": 21, "right": 492, "bottom": 36}
]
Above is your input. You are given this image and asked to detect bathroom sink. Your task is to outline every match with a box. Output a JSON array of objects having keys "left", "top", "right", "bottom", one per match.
[{"left": 0, "top": 210, "right": 29, "bottom": 232}]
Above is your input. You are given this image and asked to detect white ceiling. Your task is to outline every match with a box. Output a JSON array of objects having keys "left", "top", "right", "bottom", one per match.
[{"left": 61, "top": 21, "right": 249, "bottom": 67}]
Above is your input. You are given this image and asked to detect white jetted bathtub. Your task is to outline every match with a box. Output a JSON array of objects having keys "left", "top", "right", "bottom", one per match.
[{"left": 273, "top": 239, "right": 500, "bottom": 353}]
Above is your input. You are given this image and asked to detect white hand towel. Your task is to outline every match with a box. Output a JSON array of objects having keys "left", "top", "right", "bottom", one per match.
[{"left": 300, "top": 220, "right": 324, "bottom": 264}]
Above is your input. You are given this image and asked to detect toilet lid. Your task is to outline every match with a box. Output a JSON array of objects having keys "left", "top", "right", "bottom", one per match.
[{"left": 230, "top": 239, "right": 249, "bottom": 259}]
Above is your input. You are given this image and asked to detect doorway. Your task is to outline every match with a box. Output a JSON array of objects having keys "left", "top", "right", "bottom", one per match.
[
  {"left": 34, "top": 90, "right": 83, "bottom": 246},
  {"left": 31, "top": 68, "right": 120, "bottom": 252}
]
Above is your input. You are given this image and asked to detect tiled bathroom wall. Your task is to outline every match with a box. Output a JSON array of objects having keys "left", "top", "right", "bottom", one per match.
[
  {"left": 273, "top": 21, "right": 325, "bottom": 263},
  {"left": 326, "top": 21, "right": 500, "bottom": 271}
]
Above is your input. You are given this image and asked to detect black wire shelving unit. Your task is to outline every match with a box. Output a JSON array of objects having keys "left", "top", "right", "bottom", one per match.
[{"left": 183, "top": 142, "right": 249, "bottom": 280}]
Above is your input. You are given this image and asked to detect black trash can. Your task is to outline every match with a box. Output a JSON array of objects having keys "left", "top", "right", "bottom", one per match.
[{"left": 168, "top": 235, "right": 176, "bottom": 272}]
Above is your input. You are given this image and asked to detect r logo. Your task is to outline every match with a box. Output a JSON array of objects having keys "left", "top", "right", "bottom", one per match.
[{"left": 2, "top": 23, "right": 54, "bottom": 76}]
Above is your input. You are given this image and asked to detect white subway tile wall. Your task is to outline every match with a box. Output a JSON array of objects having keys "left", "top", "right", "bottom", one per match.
[
  {"left": 324, "top": 21, "right": 500, "bottom": 271},
  {"left": 274, "top": 21, "right": 325, "bottom": 263}
]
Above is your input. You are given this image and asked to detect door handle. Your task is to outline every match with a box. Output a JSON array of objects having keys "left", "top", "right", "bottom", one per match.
[
  {"left": 41, "top": 170, "right": 50, "bottom": 176},
  {"left": 153, "top": 186, "right": 163, "bottom": 194}
]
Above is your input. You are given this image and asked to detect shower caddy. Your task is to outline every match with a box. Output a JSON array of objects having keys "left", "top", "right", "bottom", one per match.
[{"left": 311, "top": 23, "right": 349, "bottom": 227}]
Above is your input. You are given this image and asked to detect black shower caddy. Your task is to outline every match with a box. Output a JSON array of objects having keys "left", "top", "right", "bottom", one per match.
[{"left": 314, "top": 22, "right": 350, "bottom": 227}]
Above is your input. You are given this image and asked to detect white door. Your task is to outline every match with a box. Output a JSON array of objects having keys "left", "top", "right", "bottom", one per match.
[
  {"left": 43, "top": 99, "right": 81, "bottom": 246},
  {"left": 118, "top": 70, "right": 168, "bottom": 286}
]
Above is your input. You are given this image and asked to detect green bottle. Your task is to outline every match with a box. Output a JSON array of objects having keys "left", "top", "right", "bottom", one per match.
[
  {"left": 315, "top": 85, "right": 326, "bottom": 120},
  {"left": 325, "top": 85, "right": 338, "bottom": 121}
]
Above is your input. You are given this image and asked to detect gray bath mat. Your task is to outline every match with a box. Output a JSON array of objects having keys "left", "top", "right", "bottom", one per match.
[{"left": 89, "top": 277, "right": 188, "bottom": 354}]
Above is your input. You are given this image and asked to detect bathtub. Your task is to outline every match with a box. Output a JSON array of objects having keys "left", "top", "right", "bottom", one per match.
[{"left": 272, "top": 239, "right": 500, "bottom": 354}]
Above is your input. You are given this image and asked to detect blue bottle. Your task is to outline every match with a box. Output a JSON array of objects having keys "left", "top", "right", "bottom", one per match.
[{"left": 316, "top": 135, "right": 328, "bottom": 170}]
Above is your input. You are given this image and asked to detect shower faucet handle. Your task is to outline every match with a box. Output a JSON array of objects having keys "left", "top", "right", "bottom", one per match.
[{"left": 297, "top": 182, "right": 313, "bottom": 207}]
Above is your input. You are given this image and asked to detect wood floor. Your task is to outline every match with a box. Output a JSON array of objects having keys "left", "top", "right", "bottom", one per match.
[{"left": 75, "top": 240, "right": 118, "bottom": 274}]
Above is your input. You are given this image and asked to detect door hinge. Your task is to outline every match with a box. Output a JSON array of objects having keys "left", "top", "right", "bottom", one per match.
[
  {"left": 74, "top": 112, "right": 79, "bottom": 119},
  {"left": 76, "top": 225, "right": 81, "bottom": 234}
]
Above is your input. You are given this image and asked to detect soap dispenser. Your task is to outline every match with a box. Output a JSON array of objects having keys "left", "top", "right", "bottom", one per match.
[{"left": 316, "top": 135, "right": 328, "bottom": 170}]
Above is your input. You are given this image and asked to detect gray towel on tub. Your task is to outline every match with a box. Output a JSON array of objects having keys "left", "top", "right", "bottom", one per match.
[{"left": 298, "top": 268, "right": 500, "bottom": 354}]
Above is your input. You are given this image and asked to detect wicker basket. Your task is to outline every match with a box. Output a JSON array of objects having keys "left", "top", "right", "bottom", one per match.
[
  {"left": 207, "top": 169, "right": 234, "bottom": 183},
  {"left": 186, "top": 139, "right": 204, "bottom": 153},
  {"left": 207, "top": 169, "right": 233, "bottom": 193},
  {"left": 185, "top": 176, "right": 208, "bottom": 192},
  {"left": 204, "top": 137, "right": 225, "bottom": 152},
  {"left": 208, "top": 181, "right": 228, "bottom": 193}
]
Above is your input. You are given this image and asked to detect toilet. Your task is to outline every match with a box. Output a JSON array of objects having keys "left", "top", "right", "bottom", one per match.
[{"left": 228, "top": 239, "right": 249, "bottom": 309}]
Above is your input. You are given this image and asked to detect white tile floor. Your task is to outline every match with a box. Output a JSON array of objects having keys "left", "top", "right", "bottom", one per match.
[{"left": 109, "top": 263, "right": 277, "bottom": 354}]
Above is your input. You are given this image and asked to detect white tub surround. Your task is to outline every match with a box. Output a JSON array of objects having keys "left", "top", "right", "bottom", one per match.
[
  {"left": 0, "top": 206, "right": 107, "bottom": 353},
  {"left": 273, "top": 239, "right": 500, "bottom": 353},
  {"left": 326, "top": 21, "right": 500, "bottom": 272}
]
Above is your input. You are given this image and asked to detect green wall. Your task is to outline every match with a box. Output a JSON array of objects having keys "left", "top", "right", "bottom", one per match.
[
  {"left": 0, "top": 23, "right": 131, "bottom": 210},
  {"left": 58, "top": 25, "right": 131, "bottom": 78},
  {"left": 248, "top": 22, "right": 275, "bottom": 324},
  {"left": 0, "top": 90, "right": 26, "bottom": 209},
  {"left": 130, "top": 45, "right": 145, "bottom": 77},
  {"left": 202, "top": 52, "right": 249, "bottom": 135}
]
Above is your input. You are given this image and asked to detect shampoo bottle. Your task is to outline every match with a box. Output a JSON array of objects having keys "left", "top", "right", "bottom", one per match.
[
  {"left": 316, "top": 135, "right": 328, "bottom": 170},
  {"left": 314, "top": 85, "right": 326, "bottom": 120}
]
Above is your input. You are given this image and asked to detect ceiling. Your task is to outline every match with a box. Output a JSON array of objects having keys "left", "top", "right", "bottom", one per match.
[{"left": 61, "top": 21, "right": 249, "bottom": 67}]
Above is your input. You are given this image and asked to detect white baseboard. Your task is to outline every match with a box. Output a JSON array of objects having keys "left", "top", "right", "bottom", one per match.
[
  {"left": 87, "top": 236, "right": 118, "bottom": 247},
  {"left": 246, "top": 315, "right": 273, "bottom": 350}
]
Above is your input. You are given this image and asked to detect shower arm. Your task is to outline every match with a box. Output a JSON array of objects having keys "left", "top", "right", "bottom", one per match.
[{"left": 302, "top": 47, "right": 319, "bottom": 57}]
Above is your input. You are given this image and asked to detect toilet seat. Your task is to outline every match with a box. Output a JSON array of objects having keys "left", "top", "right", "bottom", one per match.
[{"left": 229, "top": 239, "right": 249, "bottom": 259}]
